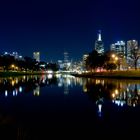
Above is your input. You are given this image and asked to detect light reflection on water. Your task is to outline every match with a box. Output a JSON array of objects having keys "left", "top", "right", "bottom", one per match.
[
  {"left": 0, "top": 75, "right": 140, "bottom": 108},
  {"left": 83, "top": 78, "right": 140, "bottom": 107},
  {"left": 0, "top": 74, "right": 140, "bottom": 137},
  {"left": 0, "top": 74, "right": 78, "bottom": 97}
]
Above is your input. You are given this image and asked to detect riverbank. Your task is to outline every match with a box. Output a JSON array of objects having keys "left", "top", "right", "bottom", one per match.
[
  {"left": 0, "top": 71, "right": 44, "bottom": 77},
  {"left": 71, "top": 70, "right": 140, "bottom": 79},
  {"left": 1, "top": 70, "right": 140, "bottom": 79}
]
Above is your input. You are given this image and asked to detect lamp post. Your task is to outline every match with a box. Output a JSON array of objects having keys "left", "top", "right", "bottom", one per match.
[
  {"left": 111, "top": 54, "right": 119, "bottom": 70},
  {"left": 11, "top": 64, "right": 15, "bottom": 71}
]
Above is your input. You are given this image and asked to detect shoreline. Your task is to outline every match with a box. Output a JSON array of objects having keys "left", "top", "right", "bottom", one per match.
[
  {"left": 1, "top": 70, "right": 140, "bottom": 79},
  {"left": 71, "top": 71, "right": 140, "bottom": 79},
  {"left": 0, "top": 71, "right": 46, "bottom": 77}
]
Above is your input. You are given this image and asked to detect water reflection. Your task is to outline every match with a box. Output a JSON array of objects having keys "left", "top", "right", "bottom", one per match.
[
  {"left": 1, "top": 75, "right": 140, "bottom": 136},
  {"left": 0, "top": 74, "right": 78, "bottom": 97},
  {"left": 96, "top": 98, "right": 103, "bottom": 117},
  {"left": 82, "top": 78, "right": 140, "bottom": 107},
  {"left": 33, "top": 86, "right": 40, "bottom": 96},
  {"left": 0, "top": 75, "right": 140, "bottom": 108},
  {"left": 56, "top": 74, "right": 80, "bottom": 95},
  {"left": 0, "top": 75, "right": 57, "bottom": 97}
]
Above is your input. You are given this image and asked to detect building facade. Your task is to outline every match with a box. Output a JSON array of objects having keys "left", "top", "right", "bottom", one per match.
[
  {"left": 95, "top": 30, "right": 104, "bottom": 55},
  {"left": 33, "top": 52, "right": 40, "bottom": 62},
  {"left": 127, "top": 40, "right": 139, "bottom": 68},
  {"left": 110, "top": 41, "right": 126, "bottom": 59},
  {"left": 82, "top": 54, "right": 89, "bottom": 70},
  {"left": 110, "top": 41, "right": 126, "bottom": 70}
]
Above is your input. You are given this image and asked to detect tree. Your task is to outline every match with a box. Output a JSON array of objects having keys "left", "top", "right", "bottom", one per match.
[
  {"left": 85, "top": 50, "right": 99, "bottom": 71},
  {"left": 120, "top": 57, "right": 128, "bottom": 70},
  {"left": 46, "top": 63, "right": 59, "bottom": 71},
  {"left": 104, "top": 63, "right": 117, "bottom": 71},
  {"left": 102, "top": 51, "right": 118, "bottom": 71},
  {"left": 2, "top": 55, "right": 15, "bottom": 71},
  {"left": 24, "top": 56, "right": 37, "bottom": 71}
]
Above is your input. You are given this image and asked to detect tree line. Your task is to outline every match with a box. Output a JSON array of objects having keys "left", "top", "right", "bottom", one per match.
[
  {"left": 0, "top": 55, "right": 58, "bottom": 71},
  {"left": 85, "top": 47, "right": 140, "bottom": 71}
]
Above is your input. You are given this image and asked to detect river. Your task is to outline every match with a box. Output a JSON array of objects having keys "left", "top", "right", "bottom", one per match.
[{"left": 0, "top": 74, "right": 140, "bottom": 138}]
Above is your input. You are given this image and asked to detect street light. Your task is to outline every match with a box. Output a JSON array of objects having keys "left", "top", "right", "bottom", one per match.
[
  {"left": 115, "top": 57, "right": 118, "bottom": 61},
  {"left": 112, "top": 54, "right": 115, "bottom": 58},
  {"left": 111, "top": 54, "right": 119, "bottom": 70},
  {"left": 11, "top": 64, "right": 15, "bottom": 68},
  {"left": 11, "top": 64, "right": 16, "bottom": 71},
  {"left": 111, "top": 54, "right": 118, "bottom": 61}
]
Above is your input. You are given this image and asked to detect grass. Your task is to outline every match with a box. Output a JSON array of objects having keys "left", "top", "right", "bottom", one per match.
[
  {"left": 72, "top": 70, "right": 140, "bottom": 79},
  {"left": 1, "top": 70, "right": 140, "bottom": 79}
]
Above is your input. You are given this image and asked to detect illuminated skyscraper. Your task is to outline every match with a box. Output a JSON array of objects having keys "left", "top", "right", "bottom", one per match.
[
  {"left": 110, "top": 44, "right": 116, "bottom": 52},
  {"left": 95, "top": 30, "right": 104, "bottom": 55},
  {"left": 127, "top": 40, "right": 138, "bottom": 57},
  {"left": 82, "top": 54, "right": 89, "bottom": 69},
  {"left": 63, "top": 52, "right": 69, "bottom": 70},
  {"left": 64, "top": 52, "right": 68, "bottom": 64},
  {"left": 110, "top": 41, "right": 126, "bottom": 70},
  {"left": 33, "top": 52, "right": 40, "bottom": 62},
  {"left": 127, "top": 40, "right": 139, "bottom": 67},
  {"left": 110, "top": 41, "right": 126, "bottom": 59}
]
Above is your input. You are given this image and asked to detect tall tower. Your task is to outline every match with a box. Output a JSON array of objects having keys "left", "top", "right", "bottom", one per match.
[
  {"left": 33, "top": 52, "right": 40, "bottom": 62},
  {"left": 98, "top": 30, "right": 102, "bottom": 41},
  {"left": 82, "top": 54, "right": 89, "bottom": 69},
  {"left": 95, "top": 30, "right": 104, "bottom": 55},
  {"left": 127, "top": 40, "right": 138, "bottom": 58},
  {"left": 127, "top": 40, "right": 138, "bottom": 67},
  {"left": 63, "top": 52, "right": 69, "bottom": 70},
  {"left": 64, "top": 52, "right": 68, "bottom": 64}
]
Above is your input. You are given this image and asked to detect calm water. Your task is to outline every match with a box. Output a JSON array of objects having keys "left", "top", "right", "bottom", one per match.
[{"left": 0, "top": 74, "right": 140, "bottom": 138}]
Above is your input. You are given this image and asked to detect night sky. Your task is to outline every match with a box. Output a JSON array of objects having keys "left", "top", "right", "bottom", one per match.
[{"left": 0, "top": 0, "right": 140, "bottom": 62}]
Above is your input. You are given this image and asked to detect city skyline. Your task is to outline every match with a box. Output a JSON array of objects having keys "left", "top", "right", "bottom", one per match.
[{"left": 0, "top": 0, "right": 140, "bottom": 61}]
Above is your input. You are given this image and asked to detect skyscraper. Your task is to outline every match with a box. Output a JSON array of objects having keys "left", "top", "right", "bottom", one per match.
[
  {"left": 110, "top": 44, "right": 116, "bottom": 52},
  {"left": 110, "top": 41, "right": 126, "bottom": 70},
  {"left": 33, "top": 52, "right": 40, "bottom": 62},
  {"left": 110, "top": 41, "right": 126, "bottom": 59},
  {"left": 82, "top": 54, "right": 89, "bottom": 69},
  {"left": 127, "top": 40, "right": 139, "bottom": 67},
  {"left": 127, "top": 40, "right": 138, "bottom": 58},
  {"left": 95, "top": 30, "right": 104, "bottom": 55},
  {"left": 63, "top": 52, "right": 69, "bottom": 70}
]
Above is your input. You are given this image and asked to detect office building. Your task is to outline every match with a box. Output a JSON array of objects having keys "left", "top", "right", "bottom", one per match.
[
  {"left": 127, "top": 40, "right": 139, "bottom": 67},
  {"left": 82, "top": 54, "right": 89, "bottom": 69},
  {"left": 110, "top": 41, "right": 126, "bottom": 59},
  {"left": 33, "top": 52, "right": 40, "bottom": 62}
]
